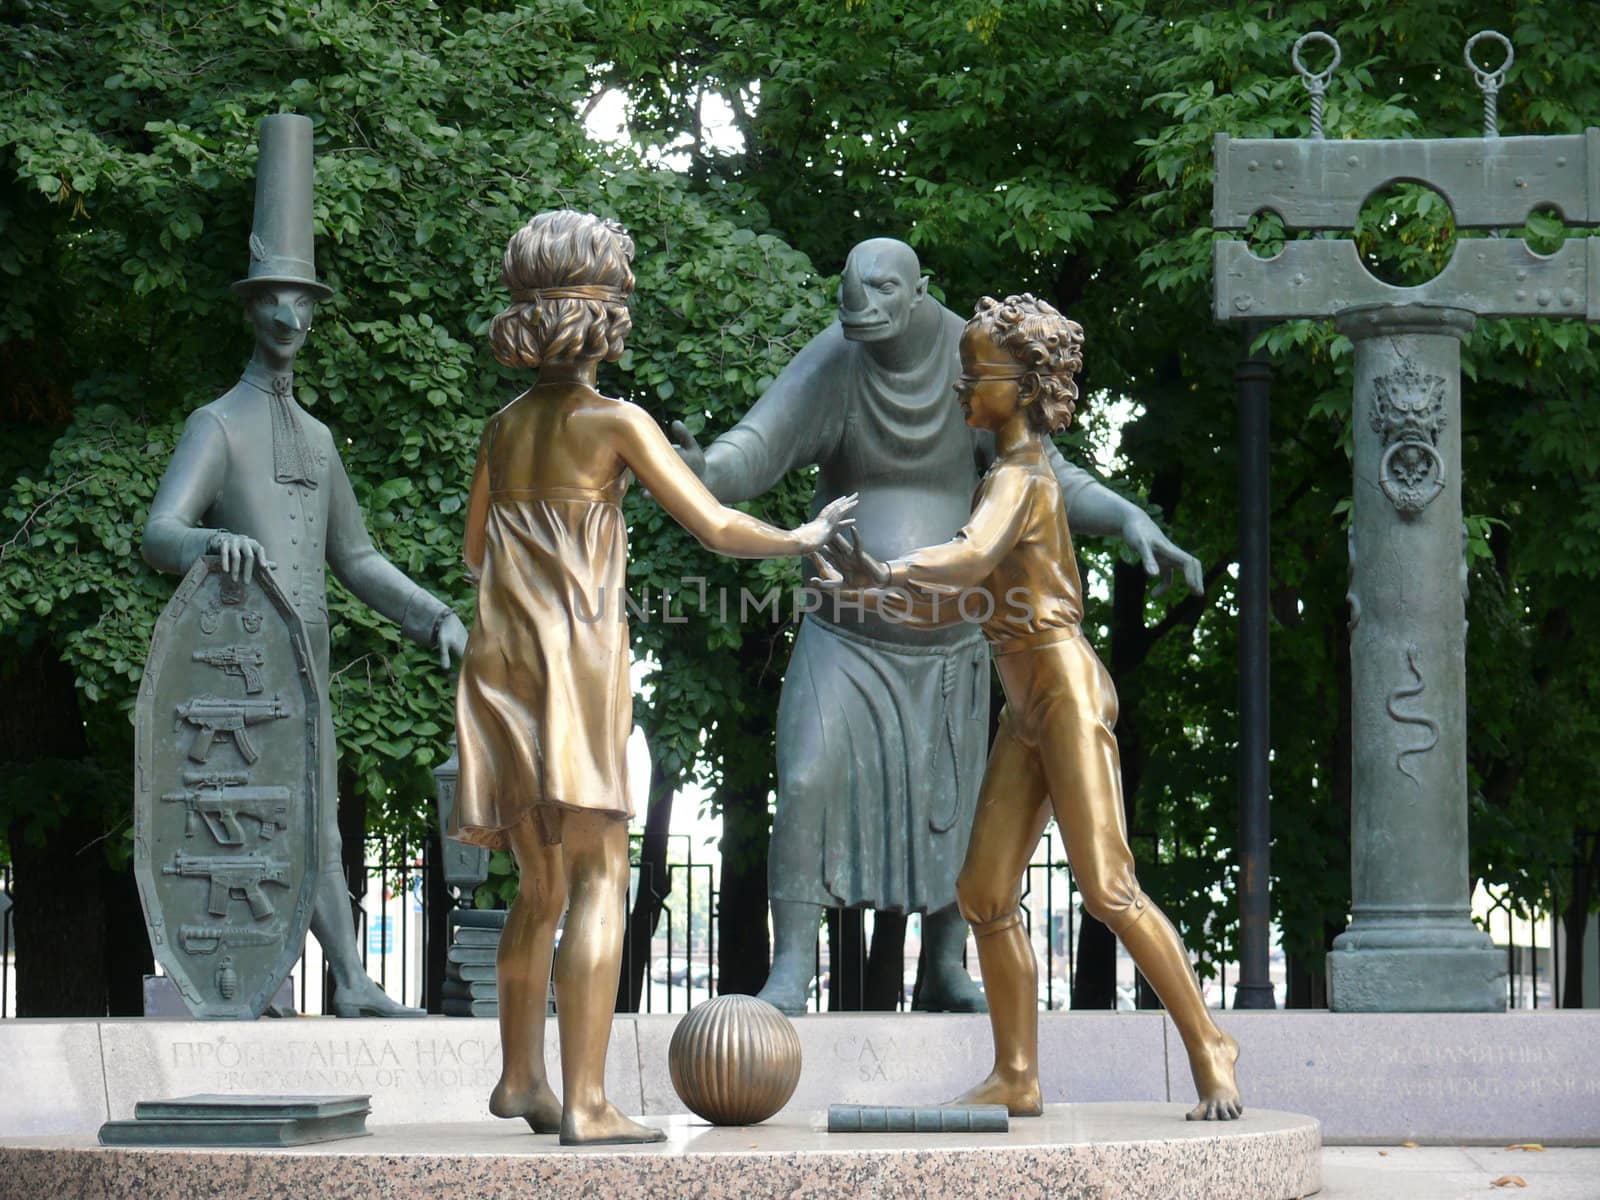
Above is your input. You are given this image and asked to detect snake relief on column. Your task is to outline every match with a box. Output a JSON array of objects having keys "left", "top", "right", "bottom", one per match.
[{"left": 1386, "top": 642, "right": 1440, "bottom": 784}]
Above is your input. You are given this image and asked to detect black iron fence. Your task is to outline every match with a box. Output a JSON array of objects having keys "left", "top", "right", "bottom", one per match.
[
  {"left": 1479, "top": 886, "right": 1567, "bottom": 1011},
  {"left": 621, "top": 834, "right": 716, "bottom": 1015},
  {"left": 0, "top": 851, "right": 1580, "bottom": 1016},
  {"left": 0, "top": 863, "right": 9, "bottom": 1019}
]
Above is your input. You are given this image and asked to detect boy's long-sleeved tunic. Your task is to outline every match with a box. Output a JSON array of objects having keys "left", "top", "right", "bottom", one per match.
[
  {"left": 843, "top": 437, "right": 1123, "bottom": 813},
  {"left": 879, "top": 439, "right": 1085, "bottom": 649}
]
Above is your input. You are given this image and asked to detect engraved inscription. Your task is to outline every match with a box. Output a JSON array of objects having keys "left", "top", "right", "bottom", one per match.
[
  {"left": 164, "top": 1035, "right": 502, "bottom": 1094},
  {"left": 831, "top": 1034, "right": 961, "bottom": 1085}
]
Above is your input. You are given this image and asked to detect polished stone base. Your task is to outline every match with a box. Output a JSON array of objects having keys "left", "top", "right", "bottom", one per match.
[
  {"left": 1327, "top": 944, "right": 1507, "bottom": 1013},
  {"left": 6, "top": 1011, "right": 1599, "bottom": 1145},
  {"left": 0, "top": 1104, "right": 1322, "bottom": 1200}
]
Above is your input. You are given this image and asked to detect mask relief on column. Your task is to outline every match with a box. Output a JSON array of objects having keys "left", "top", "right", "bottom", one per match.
[{"left": 1370, "top": 363, "right": 1447, "bottom": 515}]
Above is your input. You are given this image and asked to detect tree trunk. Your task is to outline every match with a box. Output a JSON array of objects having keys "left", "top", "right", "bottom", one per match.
[
  {"left": 1284, "top": 952, "right": 1319, "bottom": 1009},
  {"left": 423, "top": 831, "right": 448, "bottom": 1014},
  {"left": 864, "top": 911, "right": 906, "bottom": 1010},
  {"left": 707, "top": 625, "right": 786, "bottom": 1000},
  {"left": 716, "top": 780, "right": 770, "bottom": 996},
  {"left": 827, "top": 907, "right": 866, "bottom": 1011},
  {"left": 103, "top": 857, "right": 152, "bottom": 1016},
  {"left": 10, "top": 813, "right": 110, "bottom": 1016},
  {"left": 1285, "top": 919, "right": 1342, "bottom": 1009},
  {"left": 1071, "top": 918, "right": 1119, "bottom": 1009},
  {"left": 1, "top": 641, "right": 142, "bottom": 1017},
  {"left": 1075, "top": 555, "right": 1153, "bottom": 1009},
  {"left": 617, "top": 761, "right": 675, "bottom": 1013},
  {"left": 1561, "top": 831, "right": 1598, "bottom": 1009}
]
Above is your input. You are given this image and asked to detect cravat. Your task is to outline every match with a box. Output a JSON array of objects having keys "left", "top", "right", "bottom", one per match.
[{"left": 269, "top": 375, "right": 318, "bottom": 488}]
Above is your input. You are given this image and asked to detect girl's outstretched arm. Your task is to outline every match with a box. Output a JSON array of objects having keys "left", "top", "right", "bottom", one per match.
[{"left": 611, "top": 403, "right": 854, "bottom": 558}]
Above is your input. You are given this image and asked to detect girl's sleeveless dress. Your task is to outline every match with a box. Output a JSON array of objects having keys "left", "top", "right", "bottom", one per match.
[{"left": 450, "top": 470, "right": 632, "bottom": 848}]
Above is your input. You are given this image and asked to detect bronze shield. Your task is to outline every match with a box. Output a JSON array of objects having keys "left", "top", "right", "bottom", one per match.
[{"left": 134, "top": 556, "right": 321, "bottom": 1018}]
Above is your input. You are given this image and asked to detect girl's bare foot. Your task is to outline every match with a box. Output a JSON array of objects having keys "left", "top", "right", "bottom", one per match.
[
  {"left": 561, "top": 1101, "right": 668, "bottom": 1145},
  {"left": 1184, "top": 1030, "right": 1243, "bottom": 1121},
  {"left": 490, "top": 1078, "right": 563, "bottom": 1134},
  {"left": 947, "top": 1068, "right": 1043, "bottom": 1118}
]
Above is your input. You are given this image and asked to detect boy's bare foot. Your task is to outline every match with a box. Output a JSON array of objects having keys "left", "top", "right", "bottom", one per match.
[
  {"left": 1184, "top": 1030, "right": 1243, "bottom": 1121},
  {"left": 947, "top": 1068, "right": 1042, "bottom": 1118},
  {"left": 561, "top": 1101, "right": 668, "bottom": 1145},
  {"left": 490, "top": 1078, "right": 563, "bottom": 1134}
]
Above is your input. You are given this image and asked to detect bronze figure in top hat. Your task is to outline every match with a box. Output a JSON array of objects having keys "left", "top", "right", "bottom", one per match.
[{"left": 144, "top": 114, "right": 468, "bottom": 1018}]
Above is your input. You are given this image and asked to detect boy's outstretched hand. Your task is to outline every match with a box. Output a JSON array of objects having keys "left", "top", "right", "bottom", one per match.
[{"left": 812, "top": 526, "right": 891, "bottom": 589}]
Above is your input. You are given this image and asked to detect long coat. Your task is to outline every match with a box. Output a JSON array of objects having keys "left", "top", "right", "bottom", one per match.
[{"left": 143, "top": 368, "right": 452, "bottom": 864}]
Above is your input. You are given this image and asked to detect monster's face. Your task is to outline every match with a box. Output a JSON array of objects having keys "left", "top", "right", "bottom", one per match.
[{"left": 838, "top": 238, "right": 927, "bottom": 344}]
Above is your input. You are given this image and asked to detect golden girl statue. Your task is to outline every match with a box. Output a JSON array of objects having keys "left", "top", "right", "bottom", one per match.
[
  {"left": 818, "top": 294, "right": 1242, "bottom": 1121},
  {"left": 451, "top": 211, "right": 856, "bottom": 1144}
]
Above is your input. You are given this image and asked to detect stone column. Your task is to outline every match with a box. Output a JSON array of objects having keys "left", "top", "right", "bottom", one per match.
[{"left": 1326, "top": 303, "right": 1506, "bottom": 1012}]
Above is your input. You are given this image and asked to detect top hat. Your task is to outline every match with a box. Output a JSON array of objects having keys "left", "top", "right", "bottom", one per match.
[{"left": 232, "top": 114, "right": 333, "bottom": 299}]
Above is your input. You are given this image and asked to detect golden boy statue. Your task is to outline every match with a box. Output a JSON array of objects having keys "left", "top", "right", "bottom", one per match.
[{"left": 819, "top": 295, "right": 1242, "bottom": 1121}]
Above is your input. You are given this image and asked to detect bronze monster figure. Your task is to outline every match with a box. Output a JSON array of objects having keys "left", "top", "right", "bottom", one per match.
[{"left": 671, "top": 239, "right": 1202, "bottom": 1015}]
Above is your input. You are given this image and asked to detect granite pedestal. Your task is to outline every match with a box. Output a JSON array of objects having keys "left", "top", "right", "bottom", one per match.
[
  {"left": 2, "top": 1011, "right": 1597, "bottom": 1145},
  {"left": 0, "top": 1104, "right": 1321, "bottom": 1200}
]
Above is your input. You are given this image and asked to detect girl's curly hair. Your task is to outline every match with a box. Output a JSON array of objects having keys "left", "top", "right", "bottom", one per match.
[
  {"left": 967, "top": 293, "right": 1084, "bottom": 434},
  {"left": 489, "top": 210, "right": 635, "bottom": 368}
]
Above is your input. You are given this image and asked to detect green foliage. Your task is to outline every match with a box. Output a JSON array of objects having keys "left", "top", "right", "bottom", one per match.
[
  {"left": 588, "top": 0, "right": 1600, "bottom": 975},
  {"left": 0, "top": 0, "right": 828, "bottom": 858},
  {"left": 5, "top": 0, "right": 1599, "bottom": 994}
]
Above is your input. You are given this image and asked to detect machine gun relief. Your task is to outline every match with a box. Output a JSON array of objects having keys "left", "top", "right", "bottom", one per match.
[
  {"left": 191, "top": 646, "right": 266, "bottom": 694},
  {"left": 162, "top": 851, "right": 290, "bottom": 919},
  {"left": 161, "top": 784, "right": 292, "bottom": 846},
  {"left": 174, "top": 693, "right": 288, "bottom": 764},
  {"left": 178, "top": 922, "right": 286, "bottom": 956}
]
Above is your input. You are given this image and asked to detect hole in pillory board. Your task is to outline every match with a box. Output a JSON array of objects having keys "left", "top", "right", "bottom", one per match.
[
  {"left": 1517, "top": 204, "right": 1569, "bottom": 258},
  {"left": 1354, "top": 181, "right": 1458, "bottom": 288},
  {"left": 1243, "top": 210, "right": 1287, "bottom": 261}
]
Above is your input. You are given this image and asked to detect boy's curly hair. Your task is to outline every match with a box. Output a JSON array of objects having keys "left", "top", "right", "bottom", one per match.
[
  {"left": 967, "top": 294, "right": 1084, "bottom": 434},
  {"left": 489, "top": 210, "right": 635, "bottom": 368}
]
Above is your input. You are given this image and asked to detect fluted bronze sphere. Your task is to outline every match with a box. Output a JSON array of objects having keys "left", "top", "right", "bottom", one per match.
[{"left": 667, "top": 994, "right": 802, "bottom": 1125}]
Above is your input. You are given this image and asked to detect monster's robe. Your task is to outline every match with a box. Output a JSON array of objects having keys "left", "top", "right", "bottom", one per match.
[{"left": 705, "top": 303, "right": 1097, "bottom": 911}]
